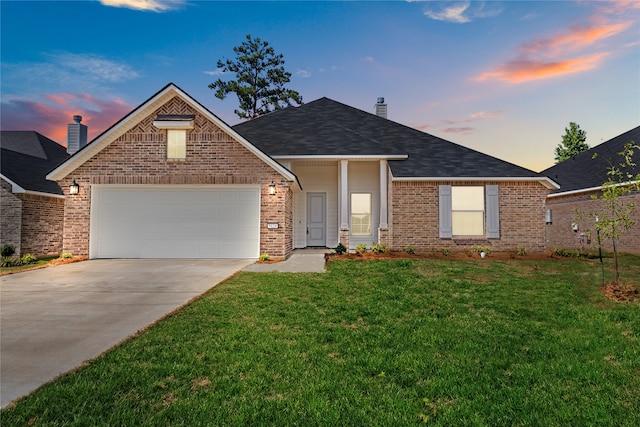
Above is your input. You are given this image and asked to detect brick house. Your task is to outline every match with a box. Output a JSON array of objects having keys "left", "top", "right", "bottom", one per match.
[
  {"left": 48, "top": 83, "right": 558, "bottom": 260},
  {"left": 542, "top": 126, "right": 640, "bottom": 254},
  {"left": 1, "top": 131, "right": 69, "bottom": 256}
]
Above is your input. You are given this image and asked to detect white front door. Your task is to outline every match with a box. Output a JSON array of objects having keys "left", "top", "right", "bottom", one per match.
[{"left": 307, "top": 192, "right": 326, "bottom": 247}]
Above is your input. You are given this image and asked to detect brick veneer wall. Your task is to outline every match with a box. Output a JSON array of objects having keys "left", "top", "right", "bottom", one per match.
[
  {"left": 391, "top": 181, "right": 551, "bottom": 253},
  {"left": 20, "top": 193, "right": 65, "bottom": 256},
  {"left": 545, "top": 190, "right": 640, "bottom": 254},
  {"left": 1, "top": 178, "right": 22, "bottom": 255},
  {"left": 58, "top": 96, "right": 292, "bottom": 259}
]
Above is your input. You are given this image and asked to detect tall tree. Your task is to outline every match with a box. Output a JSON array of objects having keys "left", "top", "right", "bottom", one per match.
[
  {"left": 554, "top": 122, "right": 588, "bottom": 163},
  {"left": 209, "top": 34, "right": 302, "bottom": 119}
]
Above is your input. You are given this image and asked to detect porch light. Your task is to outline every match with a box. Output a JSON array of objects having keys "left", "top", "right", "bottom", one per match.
[
  {"left": 69, "top": 180, "right": 80, "bottom": 195},
  {"left": 268, "top": 181, "right": 277, "bottom": 195}
]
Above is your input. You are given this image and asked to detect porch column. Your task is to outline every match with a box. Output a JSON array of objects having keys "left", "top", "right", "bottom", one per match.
[
  {"left": 340, "top": 160, "right": 349, "bottom": 229},
  {"left": 379, "top": 160, "right": 388, "bottom": 229},
  {"left": 339, "top": 160, "right": 350, "bottom": 248}
]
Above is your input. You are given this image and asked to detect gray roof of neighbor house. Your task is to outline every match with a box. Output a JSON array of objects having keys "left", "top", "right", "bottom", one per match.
[
  {"left": 1, "top": 131, "right": 69, "bottom": 195},
  {"left": 542, "top": 125, "right": 640, "bottom": 194},
  {"left": 233, "top": 97, "right": 546, "bottom": 179}
]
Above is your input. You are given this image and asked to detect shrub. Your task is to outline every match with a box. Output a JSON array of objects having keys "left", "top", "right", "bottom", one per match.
[
  {"left": 472, "top": 245, "right": 491, "bottom": 255},
  {"left": 403, "top": 246, "right": 416, "bottom": 255},
  {"left": 515, "top": 247, "right": 527, "bottom": 256},
  {"left": 552, "top": 248, "right": 587, "bottom": 258},
  {"left": 355, "top": 243, "right": 368, "bottom": 254},
  {"left": 1, "top": 257, "right": 14, "bottom": 268},
  {"left": 19, "top": 253, "right": 38, "bottom": 265},
  {"left": 60, "top": 252, "right": 73, "bottom": 259},
  {"left": 334, "top": 242, "right": 347, "bottom": 255},
  {"left": 1, "top": 244, "right": 16, "bottom": 257},
  {"left": 440, "top": 248, "right": 451, "bottom": 256},
  {"left": 259, "top": 254, "right": 270, "bottom": 261},
  {"left": 370, "top": 243, "right": 387, "bottom": 254}
]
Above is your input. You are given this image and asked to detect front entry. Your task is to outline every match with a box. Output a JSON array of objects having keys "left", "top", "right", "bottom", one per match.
[{"left": 307, "top": 192, "right": 326, "bottom": 247}]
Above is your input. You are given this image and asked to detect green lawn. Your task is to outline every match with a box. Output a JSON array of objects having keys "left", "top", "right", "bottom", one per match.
[{"left": 3, "top": 256, "right": 639, "bottom": 426}]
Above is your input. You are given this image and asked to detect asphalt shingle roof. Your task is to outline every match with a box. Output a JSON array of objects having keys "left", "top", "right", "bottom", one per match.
[
  {"left": 541, "top": 126, "right": 640, "bottom": 194},
  {"left": 233, "top": 97, "right": 543, "bottom": 179},
  {"left": 1, "top": 131, "right": 69, "bottom": 195}
]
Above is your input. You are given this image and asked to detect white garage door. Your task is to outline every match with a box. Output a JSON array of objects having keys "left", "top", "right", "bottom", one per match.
[{"left": 90, "top": 185, "right": 260, "bottom": 259}]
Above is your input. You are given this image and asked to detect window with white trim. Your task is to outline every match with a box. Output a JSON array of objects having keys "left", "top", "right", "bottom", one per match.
[
  {"left": 167, "top": 129, "right": 186, "bottom": 159},
  {"left": 351, "top": 193, "right": 371, "bottom": 236}
]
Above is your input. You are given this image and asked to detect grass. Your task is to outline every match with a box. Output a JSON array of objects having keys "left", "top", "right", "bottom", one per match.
[
  {"left": 2, "top": 255, "right": 639, "bottom": 426},
  {"left": 0, "top": 256, "right": 58, "bottom": 275}
]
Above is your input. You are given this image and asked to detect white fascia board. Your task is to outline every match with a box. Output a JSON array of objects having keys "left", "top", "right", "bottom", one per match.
[
  {"left": 392, "top": 176, "right": 560, "bottom": 190},
  {"left": 23, "top": 190, "right": 65, "bottom": 199},
  {"left": 47, "top": 84, "right": 300, "bottom": 190},
  {"left": 272, "top": 155, "right": 409, "bottom": 161},
  {"left": 1, "top": 174, "right": 25, "bottom": 193},
  {"left": 547, "top": 180, "right": 640, "bottom": 198}
]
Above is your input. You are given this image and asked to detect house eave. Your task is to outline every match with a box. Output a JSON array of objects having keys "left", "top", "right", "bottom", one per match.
[
  {"left": 547, "top": 180, "right": 640, "bottom": 199},
  {"left": 1, "top": 174, "right": 64, "bottom": 198},
  {"left": 1, "top": 174, "right": 25, "bottom": 193},
  {"left": 272, "top": 155, "right": 409, "bottom": 161},
  {"left": 392, "top": 175, "right": 560, "bottom": 190}
]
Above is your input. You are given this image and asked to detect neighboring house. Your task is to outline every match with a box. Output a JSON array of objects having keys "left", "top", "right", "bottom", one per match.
[
  {"left": 47, "top": 83, "right": 558, "bottom": 260},
  {"left": 1, "top": 131, "right": 70, "bottom": 257},
  {"left": 542, "top": 126, "right": 640, "bottom": 254}
]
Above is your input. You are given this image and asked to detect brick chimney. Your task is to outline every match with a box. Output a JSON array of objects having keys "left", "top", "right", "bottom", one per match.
[
  {"left": 374, "top": 97, "right": 387, "bottom": 119},
  {"left": 67, "top": 115, "right": 87, "bottom": 155}
]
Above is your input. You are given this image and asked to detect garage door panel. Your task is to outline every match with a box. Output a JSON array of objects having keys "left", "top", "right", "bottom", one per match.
[{"left": 91, "top": 186, "right": 260, "bottom": 259}]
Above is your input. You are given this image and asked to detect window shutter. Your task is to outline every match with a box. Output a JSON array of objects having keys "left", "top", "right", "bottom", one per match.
[
  {"left": 439, "top": 185, "right": 452, "bottom": 238},
  {"left": 486, "top": 185, "right": 500, "bottom": 238}
]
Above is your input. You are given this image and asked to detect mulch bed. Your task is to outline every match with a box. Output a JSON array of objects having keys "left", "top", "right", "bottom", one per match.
[{"left": 602, "top": 282, "right": 639, "bottom": 302}]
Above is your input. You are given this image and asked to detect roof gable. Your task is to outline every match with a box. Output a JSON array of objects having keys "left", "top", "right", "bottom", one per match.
[
  {"left": 542, "top": 125, "right": 640, "bottom": 194},
  {"left": 47, "top": 83, "right": 297, "bottom": 185},
  {"left": 233, "top": 97, "right": 556, "bottom": 187},
  {"left": 1, "top": 131, "right": 69, "bottom": 195}
]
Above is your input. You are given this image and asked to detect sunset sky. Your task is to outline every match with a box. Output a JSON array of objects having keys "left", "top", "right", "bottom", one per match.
[{"left": 1, "top": 0, "right": 638, "bottom": 172}]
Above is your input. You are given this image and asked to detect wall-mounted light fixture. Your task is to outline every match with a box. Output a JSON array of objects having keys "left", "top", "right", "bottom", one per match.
[
  {"left": 69, "top": 179, "right": 80, "bottom": 195},
  {"left": 268, "top": 181, "right": 277, "bottom": 195}
]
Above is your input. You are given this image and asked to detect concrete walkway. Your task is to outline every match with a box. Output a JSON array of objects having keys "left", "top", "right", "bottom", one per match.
[
  {"left": 242, "top": 249, "right": 328, "bottom": 273},
  {"left": 0, "top": 258, "right": 253, "bottom": 408}
]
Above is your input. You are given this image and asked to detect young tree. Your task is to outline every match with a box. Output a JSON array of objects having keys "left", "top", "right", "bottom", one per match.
[
  {"left": 209, "top": 34, "right": 303, "bottom": 119},
  {"left": 590, "top": 141, "right": 640, "bottom": 283},
  {"left": 554, "top": 122, "right": 588, "bottom": 163}
]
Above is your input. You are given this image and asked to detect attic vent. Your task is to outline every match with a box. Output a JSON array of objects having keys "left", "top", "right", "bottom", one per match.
[
  {"left": 374, "top": 97, "right": 387, "bottom": 119},
  {"left": 153, "top": 114, "right": 195, "bottom": 129}
]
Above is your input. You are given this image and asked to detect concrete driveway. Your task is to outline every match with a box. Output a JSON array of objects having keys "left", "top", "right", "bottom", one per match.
[{"left": 0, "top": 258, "right": 254, "bottom": 408}]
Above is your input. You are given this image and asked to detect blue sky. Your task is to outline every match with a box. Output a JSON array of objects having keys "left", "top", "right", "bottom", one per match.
[{"left": 1, "top": 0, "right": 638, "bottom": 172}]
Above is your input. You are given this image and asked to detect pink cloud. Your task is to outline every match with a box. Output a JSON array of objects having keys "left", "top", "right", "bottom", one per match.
[
  {"left": 475, "top": 5, "right": 632, "bottom": 85},
  {"left": 595, "top": 0, "right": 640, "bottom": 15},
  {"left": 475, "top": 53, "right": 608, "bottom": 83},
  {"left": 1, "top": 93, "right": 132, "bottom": 146},
  {"left": 442, "top": 127, "right": 475, "bottom": 135},
  {"left": 521, "top": 22, "right": 630, "bottom": 55}
]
